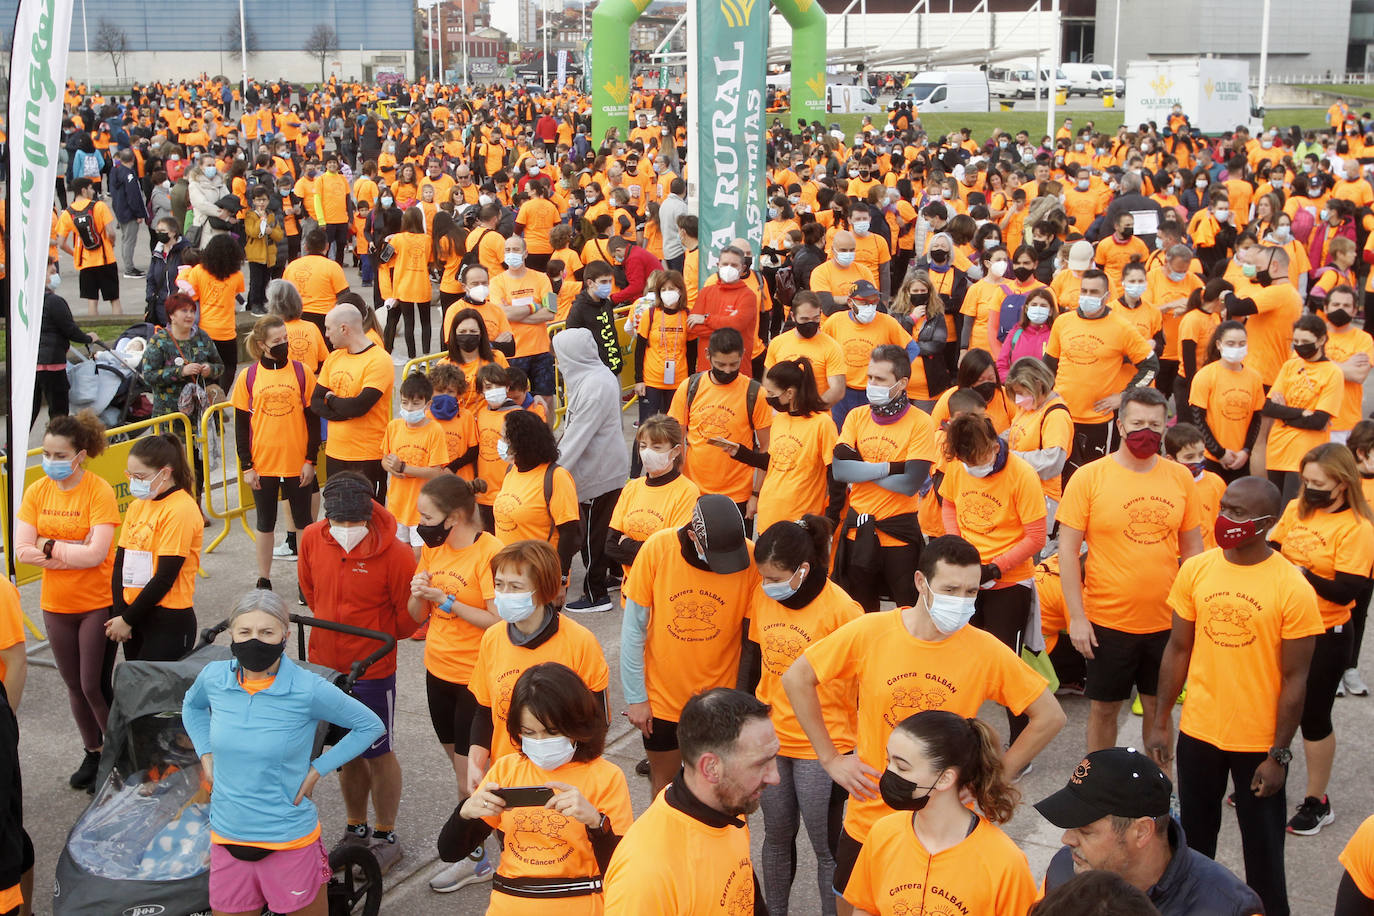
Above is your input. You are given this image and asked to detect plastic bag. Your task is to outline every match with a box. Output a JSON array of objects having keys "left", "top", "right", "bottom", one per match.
[{"left": 68, "top": 764, "right": 211, "bottom": 880}]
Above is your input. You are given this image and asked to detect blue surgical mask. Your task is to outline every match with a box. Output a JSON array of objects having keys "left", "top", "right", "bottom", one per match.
[
  {"left": 762, "top": 564, "right": 808, "bottom": 602},
  {"left": 1078, "top": 294, "right": 1104, "bottom": 315},
  {"left": 42, "top": 456, "right": 77, "bottom": 481},
  {"left": 400, "top": 407, "right": 427, "bottom": 425},
  {"left": 504, "top": 251, "right": 525, "bottom": 269},
  {"left": 835, "top": 251, "right": 856, "bottom": 268},
  {"left": 129, "top": 474, "right": 158, "bottom": 500},
  {"left": 596, "top": 282, "right": 614, "bottom": 299},
  {"left": 430, "top": 394, "right": 459, "bottom": 420},
  {"left": 1123, "top": 281, "right": 1147, "bottom": 299},
  {"left": 495, "top": 590, "right": 538, "bottom": 623},
  {"left": 522, "top": 734, "right": 576, "bottom": 771}
]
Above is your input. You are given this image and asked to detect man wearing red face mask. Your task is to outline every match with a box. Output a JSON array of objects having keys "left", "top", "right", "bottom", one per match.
[
  {"left": 1056, "top": 386, "right": 1204, "bottom": 755},
  {"left": 1148, "top": 475, "right": 1322, "bottom": 916}
]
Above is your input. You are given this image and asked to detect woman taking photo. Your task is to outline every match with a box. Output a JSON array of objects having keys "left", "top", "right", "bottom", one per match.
[
  {"left": 750, "top": 517, "right": 861, "bottom": 916},
  {"left": 492, "top": 410, "right": 582, "bottom": 578},
  {"left": 109, "top": 433, "right": 203, "bottom": 661},
  {"left": 441, "top": 662, "right": 632, "bottom": 913},
  {"left": 606, "top": 415, "right": 700, "bottom": 579},
  {"left": 1004, "top": 357, "right": 1073, "bottom": 528},
  {"left": 1188, "top": 320, "right": 1265, "bottom": 483},
  {"left": 15, "top": 411, "right": 121, "bottom": 791},
  {"left": 231, "top": 315, "right": 319, "bottom": 592},
  {"left": 445, "top": 307, "right": 510, "bottom": 414},
  {"left": 408, "top": 475, "right": 504, "bottom": 893},
  {"left": 1269, "top": 443, "right": 1374, "bottom": 837},
  {"left": 1262, "top": 314, "right": 1344, "bottom": 503},
  {"left": 380, "top": 205, "right": 436, "bottom": 360},
  {"left": 995, "top": 288, "right": 1057, "bottom": 379},
  {"left": 183, "top": 590, "right": 383, "bottom": 916},
  {"left": 938, "top": 412, "right": 1047, "bottom": 742},
  {"left": 842, "top": 710, "right": 1035, "bottom": 916},
  {"left": 466, "top": 540, "right": 609, "bottom": 795},
  {"left": 712, "top": 357, "right": 841, "bottom": 535}
]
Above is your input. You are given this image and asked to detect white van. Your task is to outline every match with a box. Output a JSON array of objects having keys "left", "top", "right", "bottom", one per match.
[
  {"left": 1061, "top": 62, "right": 1125, "bottom": 97},
  {"left": 988, "top": 67, "right": 1031, "bottom": 100},
  {"left": 895, "top": 70, "right": 990, "bottom": 112},
  {"left": 827, "top": 83, "right": 881, "bottom": 113}
]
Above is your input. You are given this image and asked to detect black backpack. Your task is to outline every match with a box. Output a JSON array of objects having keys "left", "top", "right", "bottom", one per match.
[{"left": 69, "top": 206, "right": 103, "bottom": 251}]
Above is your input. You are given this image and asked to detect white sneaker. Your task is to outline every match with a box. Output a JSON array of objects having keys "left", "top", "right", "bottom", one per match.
[
  {"left": 1344, "top": 668, "right": 1370, "bottom": 697},
  {"left": 429, "top": 842, "right": 493, "bottom": 892},
  {"left": 272, "top": 541, "right": 298, "bottom": 560}
]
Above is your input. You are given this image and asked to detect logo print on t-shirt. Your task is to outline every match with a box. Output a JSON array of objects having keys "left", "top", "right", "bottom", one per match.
[
  {"left": 884, "top": 683, "right": 948, "bottom": 726},
  {"left": 957, "top": 491, "right": 1001, "bottom": 534},
  {"left": 1220, "top": 386, "right": 1254, "bottom": 422},
  {"left": 761, "top": 623, "right": 808, "bottom": 675},
  {"left": 1201, "top": 595, "right": 1258, "bottom": 648},
  {"left": 668, "top": 596, "right": 721, "bottom": 641},
  {"left": 770, "top": 434, "right": 803, "bottom": 472},
  {"left": 1062, "top": 331, "right": 1106, "bottom": 366},
  {"left": 694, "top": 404, "right": 739, "bottom": 441},
  {"left": 507, "top": 810, "right": 575, "bottom": 866},
  {"left": 891, "top": 898, "right": 960, "bottom": 916},
  {"left": 1122, "top": 498, "right": 1174, "bottom": 544},
  {"left": 842, "top": 336, "right": 874, "bottom": 368},
  {"left": 491, "top": 492, "right": 523, "bottom": 533},
  {"left": 721, "top": 861, "right": 754, "bottom": 916}
]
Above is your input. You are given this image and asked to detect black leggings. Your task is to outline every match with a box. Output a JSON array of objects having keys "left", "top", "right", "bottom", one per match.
[
  {"left": 1350, "top": 582, "right": 1372, "bottom": 670},
  {"left": 213, "top": 338, "right": 238, "bottom": 391},
  {"left": 1155, "top": 358, "right": 1180, "bottom": 405},
  {"left": 425, "top": 671, "right": 479, "bottom": 747},
  {"left": 842, "top": 540, "right": 922, "bottom": 613},
  {"left": 250, "top": 475, "right": 315, "bottom": 532},
  {"left": 123, "top": 606, "right": 197, "bottom": 662},
  {"left": 384, "top": 300, "right": 433, "bottom": 358},
  {"left": 1301, "top": 625, "right": 1350, "bottom": 742},
  {"left": 973, "top": 584, "right": 1033, "bottom": 743}
]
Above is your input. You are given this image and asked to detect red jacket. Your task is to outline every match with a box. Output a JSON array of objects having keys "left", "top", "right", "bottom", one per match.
[
  {"left": 298, "top": 503, "right": 418, "bottom": 680},
  {"left": 610, "top": 244, "right": 663, "bottom": 305},
  {"left": 690, "top": 280, "right": 760, "bottom": 376}
]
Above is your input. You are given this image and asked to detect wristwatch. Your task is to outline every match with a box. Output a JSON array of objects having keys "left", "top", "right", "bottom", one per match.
[{"left": 1269, "top": 746, "right": 1293, "bottom": 766}]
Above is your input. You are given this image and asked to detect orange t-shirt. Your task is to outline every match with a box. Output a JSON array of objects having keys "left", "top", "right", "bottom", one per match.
[
  {"left": 18, "top": 472, "right": 121, "bottom": 612},
  {"left": 1044, "top": 310, "right": 1153, "bottom": 423},
  {"left": 1241, "top": 283, "right": 1303, "bottom": 387},
  {"left": 490, "top": 269, "right": 554, "bottom": 357},
  {"left": 668, "top": 373, "right": 774, "bottom": 502},
  {"left": 282, "top": 255, "right": 350, "bottom": 315},
  {"left": 492, "top": 463, "right": 579, "bottom": 548},
  {"left": 1270, "top": 502, "right": 1374, "bottom": 628},
  {"left": 515, "top": 197, "right": 561, "bottom": 255},
  {"left": 1144, "top": 267, "right": 1204, "bottom": 362},
  {"left": 1094, "top": 235, "right": 1150, "bottom": 285},
  {"left": 1056, "top": 455, "right": 1202, "bottom": 633},
  {"left": 1176, "top": 308, "right": 1221, "bottom": 368},
  {"left": 318, "top": 345, "right": 395, "bottom": 461},
  {"left": 1265, "top": 357, "right": 1344, "bottom": 472},
  {"left": 750, "top": 578, "right": 861, "bottom": 759},
  {"left": 1340, "top": 815, "right": 1374, "bottom": 899},
  {"left": 1006, "top": 396, "right": 1074, "bottom": 503},
  {"left": 607, "top": 474, "right": 700, "bottom": 576},
  {"left": 635, "top": 307, "right": 690, "bottom": 390},
  {"left": 186, "top": 265, "right": 245, "bottom": 342},
  {"left": 755, "top": 411, "right": 838, "bottom": 535},
  {"left": 1168, "top": 549, "right": 1323, "bottom": 752},
  {"left": 382, "top": 417, "right": 452, "bottom": 525},
  {"left": 939, "top": 454, "right": 1047, "bottom": 585},
  {"left": 820, "top": 312, "right": 911, "bottom": 390},
  {"left": 844, "top": 811, "right": 1036, "bottom": 916},
  {"left": 442, "top": 300, "right": 514, "bottom": 347},
  {"left": 805, "top": 610, "right": 1046, "bottom": 842},
  {"left": 1036, "top": 555, "right": 1068, "bottom": 654},
  {"left": 1322, "top": 325, "right": 1374, "bottom": 432},
  {"left": 1193, "top": 468, "right": 1227, "bottom": 550},
  {"left": 839, "top": 406, "right": 938, "bottom": 546},
  {"left": 430, "top": 408, "right": 478, "bottom": 480},
  {"left": 623, "top": 528, "right": 760, "bottom": 723},
  {"left": 469, "top": 614, "right": 609, "bottom": 761},
  {"left": 0, "top": 582, "right": 26, "bottom": 686},
  {"left": 230, "top": 361, "right": 317, "bottom": 476},
  {"left": 385, "top": 231, "right": 433, "bottom": 303},
  {"left": 284, "top": 319, "right": 330, "bottom": 373},
  {"left": 418, "top": 531, "right": 502, "bottom": 684},
  {"left": 1188, "top": 360, "right": 1265, "bottom": 455},
  {"left": 117, "top": 489, "right": 203, "bottom": 607},
  {"left": 764, "top": 328, "right": 846, "bottom": 396},
  {"left": 57, "top": 199, "right": 116, "bottom": 270}
]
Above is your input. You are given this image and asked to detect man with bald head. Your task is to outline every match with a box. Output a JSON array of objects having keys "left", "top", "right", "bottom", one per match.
[
  {"left": 1224, "top": 245, "right": 1302, "bottom": 389},
  {"left": 311, "top": 303, "right": 396, "bottom": 500},
  {"left": 688, "top": 244, "right": 760, "bottom": 376},
  {"left": 1149, "top": 475, "right": 1322, "bottom": 916},
  {"left": 807, "top": 229, "right": 876, "bottom": 307}
]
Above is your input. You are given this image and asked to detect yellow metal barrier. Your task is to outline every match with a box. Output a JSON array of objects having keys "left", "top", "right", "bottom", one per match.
[
  {"left": 0, "top": 411, "right": 196, "bottom": 639},
  {"left": 548, "top": 305, "right": 639, "bottom": 430},
  {"left": 200, "top": 402, "right": 257, "bottom": 556}
]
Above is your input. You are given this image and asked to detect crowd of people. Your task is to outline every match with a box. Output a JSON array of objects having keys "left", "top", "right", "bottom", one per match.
[{"left": 9, "top": 68, "right": 1374, "bottom": 915}]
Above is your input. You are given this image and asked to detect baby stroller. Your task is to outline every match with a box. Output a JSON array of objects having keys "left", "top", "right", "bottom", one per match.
[
  {"left": 66, "top": 333, "right": 153, "bottom": 433},
  {"left": 53, "top": 616, "right": 396, "bottom": 916}
]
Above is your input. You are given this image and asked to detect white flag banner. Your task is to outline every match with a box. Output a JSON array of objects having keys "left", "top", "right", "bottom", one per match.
[
  {"left": 556, "top": 49, "right": 568, "bottom": 88},
  {"left": 7, "top": 0, "right": 75, "bottom": 575}
]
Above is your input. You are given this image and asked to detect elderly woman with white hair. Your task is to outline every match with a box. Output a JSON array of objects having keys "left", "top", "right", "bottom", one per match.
[{"left": 182, "top": 590, "right": 382, "bottom": 916}]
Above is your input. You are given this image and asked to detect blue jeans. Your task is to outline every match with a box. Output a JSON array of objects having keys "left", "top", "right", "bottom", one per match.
[{"left": 830, "top": 387, "right": 867, "bottom": 430}]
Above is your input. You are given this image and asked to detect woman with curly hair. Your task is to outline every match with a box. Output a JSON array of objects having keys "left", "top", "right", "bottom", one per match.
[
  {"left": 184, "top": 233, "right": 246, "bottom": 387},
  {"left": 492, "top": 411, "right": 582, "bottom": 577}
]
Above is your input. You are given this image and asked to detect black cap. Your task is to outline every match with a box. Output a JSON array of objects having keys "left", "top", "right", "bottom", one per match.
[
  {"left": 848, "top": 279, "right": 880, "bottom": 301},
  {"left": 690, "top": 495, "right": 750, "bottom": 575},
  {"left": 1034, "top": 747, "right": 1172, "bottom": 829}
]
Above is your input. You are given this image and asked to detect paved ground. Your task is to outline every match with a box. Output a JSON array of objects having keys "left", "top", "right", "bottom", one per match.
[{"left": 14, "top": 254, "right": 1374, "bottom": 914}]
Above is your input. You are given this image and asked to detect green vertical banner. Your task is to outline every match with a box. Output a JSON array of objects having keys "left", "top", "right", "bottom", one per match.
[
  {"left": 772, "top": 0, "right": 827, "bottom": 122},
  {"left": 591, "top": 0, "right": 652, "bottom": 142},
  {"left": 696, "top": 0, "right": 767, "bottom": 281}
]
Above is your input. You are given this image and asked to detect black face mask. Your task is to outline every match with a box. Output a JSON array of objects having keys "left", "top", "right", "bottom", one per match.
[
  {"left": 765, "top": 394, "right": 787, "bottom": 412},
  {"left": 711, "top": 367, "right": 740, "bottom": 385},
  {"left": 929, "top": 249, "right": 950, "bottom": 265},
  {"left": 268, "top": 341, "right": 290, "bottom": 363},
  {"left": 879, "top": 769, "right": 937, "bottom": 812},
  {"left": 549, "top": 278, "right": 563, "bottom": 293},
  {"left": 1255, "top": 266, "right": 1275, "bottom": 287},
  {"left": 1302, "top": 487, "right": 1337, "bottom": 509},
  {"left": 1011, "top": 265, "right": 1035, "bottom": 282},
  {"left": 1117, "top": 226, "right": 1134, "bottom": 240},
  {"left": 415, "top": 521, "right": 451, "bottom": 548},
  {"left": 1328, "top": 308, "right": 1353, "bottom": 327},
  {"left": 154, "top": 230, "right": 171, "bottom": 244},
  {"left": 796, "top": 321, "right": 820, "bottom": 339},
  {"left": 1032, "top": 238, "right": 1048, "bottom": 252},
  {"left": 1294, "top": 341, "right": 1319, "bottom": 360},
  {"left": 231, "top": 636, "right": 287, "bottom": 673},
  {"left": 973, "top": 381, "right": 999, "bottom": 403},
  {"left": 455, "top": 334, "right": 480, "bottom": 351}
]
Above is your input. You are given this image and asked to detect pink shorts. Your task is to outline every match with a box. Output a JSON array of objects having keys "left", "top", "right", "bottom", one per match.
[{"left": 209, "top": 837, "right": 331, "bottom": 913}]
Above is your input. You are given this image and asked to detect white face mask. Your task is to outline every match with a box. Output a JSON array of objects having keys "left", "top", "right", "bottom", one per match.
[
  {"left": 835, "top": 251, "right": 856, "bottom": 268},
  {"left": 1026, "top": 304, "right": 1051, "bottom": 325},
  {"left": 988, "top": 260, "right": 1007, "bottom": 278},
  {"left": 963, "top": 459, "right": 996, "bottom": 478},
  {"left": 484, "top": 387, "right": 508, "bottom": 409},
  {"left": 1123, "top": 281, "right": 1147, "bottom": 299},
  {"left": 660, "top": 289, "right": 681, "bottom": 307},
  {"left": 400, "top": 408, "right": 427, "bottom": 425},
  {"left": 1213, "top": 207, "right": 1230, "bottom": 222},
  {"left": 866, "top": 380, "right": 896, "bottom": 406},
  {"left": 467, "top": 284, "right": 489, "bottom": 303},
  {"left": 1078, "top": 294, "right": 1105, "bottom": 315},
  {"left": 852, "top": 220, "right": 870, "bottom": 235},
  {"left": 48, "top": 273, "right": 63, "bottom": 292},
  {"left": 640, "top": 446, "right": 676, "bottom": 475},
  {"left": 1220, "top": 343, "right": 1248, "bottom": 364},
  {"left": 495, "top": 590, "right": 538, "bottom": 623},
  {"left": 925, "top": 585, "right": 978, "bottom": 634},
  {"left": 330, "top": 524, "right": 367, "bottom": 553},
  {"left": 522, "top": 734, "right": 576, "bottom": 771},
  {"left": 854, "top": 304, "right": 877, "bottom": 325},
  {"left": 718, "top": 265, "right": 741, "bottom": 284}
]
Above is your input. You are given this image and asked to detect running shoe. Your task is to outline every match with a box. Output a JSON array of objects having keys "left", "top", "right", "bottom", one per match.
[
  {"left": 1287, "top": 795, "right": 1334, "bottom": 836},
  {"left": 565, "top": 594, "right": 614, "bottom": 614},
  {"left": 273, "top": 541, "right": 298, "bottom": 560},
  {"left": 1344, "top": 668, "right": 1370, "bottom": 697},
  {"left": 429, "top": 841, "right": 493, "bottom": 892}
]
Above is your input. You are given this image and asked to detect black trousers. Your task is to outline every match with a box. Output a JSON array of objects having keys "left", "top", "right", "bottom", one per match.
[
  {"left": 123, "top": 606, "right": 197, "bottom": 662},
  {"left": 843, "top": 539, "right": 921, "bottom": 613},
  {"left": 326, "top": 455, "right": 387, "bottom": 504},
  {"left": 247, "top": 262, "right": 271, "bottom": 310},
  {"left": 213, "top": 338, "right": 238, "bottom": 391},
  {"left": 32, "top": 369, "right": 70, "bottom": 426},
  {"left": 579, "top": 489, "right": 623, "bottom": 599},
  {"left": 1351, "top": 582, "right": 1373, "bottom": 670},
  {"left": 325, "top": 222, "right": 349, "bottom": 266},
  {"left": 1065, "top": 420, "right": 1113, "bottom": 487},
  {"left": 973, "top": 584, "right": 1033, "bottom": 743},
  {"left": 1156, "top": 358, "right": 1180, "bottom": 404},
  {"left": 1177, "top": 732, "right": 1289, "bottom": 916}
]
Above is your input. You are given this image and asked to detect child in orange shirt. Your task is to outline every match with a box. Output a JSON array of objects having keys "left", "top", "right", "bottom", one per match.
[
  {"left": 382, "top": 373, "right": 452, "bottom": 544},
  {"left": 427, "top": 362, "right": 479, "bottom": 482},
  {"left": 353, "top": 200, "right": 372, "bottom": 287},
  {"left": 1165, "top": 422, "right": 1225, "bottom": 550},
  {"left": 504, "top": 366, "right": 548, "bottom": 422}
]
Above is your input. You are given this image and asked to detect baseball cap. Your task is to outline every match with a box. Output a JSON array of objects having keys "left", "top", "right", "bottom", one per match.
[
  {"left": 1066, "top": 239, "right": 1095, "bottom": 272},
  {"left": 848, "top": 279, "right": 881, "bottom": 302},
  {"left": 1034, "top": 747, "right": 1172, "bottom": 829},
  {"left": 689, "top": 495, "right": 750, "bottom": 575}
]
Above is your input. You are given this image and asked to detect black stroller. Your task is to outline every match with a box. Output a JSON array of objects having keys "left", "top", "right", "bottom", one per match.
[
  {"left": 52, "top": 615, "right": 396, "bottom": 916},
  {"left": 65, "top": 333, "right": 154, "bottom": 434}
]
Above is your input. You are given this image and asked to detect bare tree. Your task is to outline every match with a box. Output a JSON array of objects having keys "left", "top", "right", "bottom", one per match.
[
  {"left": 94, "top": 19, "right": 130, "bottom": 83},
  {"left": 226, "top": 17, "right": 258, "bottom": 65},
  {"left": 303, "top": 23, "right": 339, "bottom": 83}
]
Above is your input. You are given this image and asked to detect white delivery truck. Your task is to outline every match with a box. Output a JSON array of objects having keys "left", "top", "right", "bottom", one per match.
[
  {"left": 894, "top": 70, "right": 991, "bottom": 112},
  {"left": 827, "top": 83, "right": 881, "bottom": 113},
  {"left": 1124, "top": 59, "right": 1265, "bottom": 135}
]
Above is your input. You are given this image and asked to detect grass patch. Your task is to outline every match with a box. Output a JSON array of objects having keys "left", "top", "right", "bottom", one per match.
[{"left": 1296, "top": 83, "right": 1374, "bottom": 101}]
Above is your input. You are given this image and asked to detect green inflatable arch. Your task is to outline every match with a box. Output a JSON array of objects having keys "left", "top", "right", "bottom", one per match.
[{"left": 590, "top": 0, "right": 826, "bottom": 142}]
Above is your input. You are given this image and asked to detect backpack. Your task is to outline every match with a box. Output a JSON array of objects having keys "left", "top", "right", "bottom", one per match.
[
  {"left": 995, "top": 284, "right": 1029, "bottom": 342},
  {"left": 684, "top": 370, "right": 761, "bottom": 435},
  {"left": 68, "top": 206, "right": 103, "bottom": 251},
  {"left": 1307, "top": 266, "right": 1338, "bottom": 311},
  {"left": 460, "top": 227, "right": 490, "bottom": 269},
  {"left": 245, "top": 359, "right": 308, "bottom": 411}
]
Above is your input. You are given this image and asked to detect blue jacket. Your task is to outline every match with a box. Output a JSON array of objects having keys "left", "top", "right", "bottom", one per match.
[
  {"left": 183, "top": 654, "right": 382, "bottom": 844},
  {"left": 110, "top": 162, "right": 144, "bottom": 224}
]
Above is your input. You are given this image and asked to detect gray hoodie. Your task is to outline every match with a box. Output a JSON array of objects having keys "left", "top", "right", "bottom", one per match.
[{"left": 552, "top": 328, "right": 630, "bottom": 502}]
